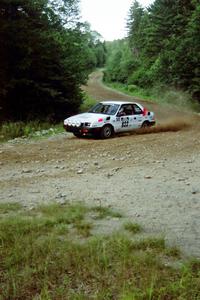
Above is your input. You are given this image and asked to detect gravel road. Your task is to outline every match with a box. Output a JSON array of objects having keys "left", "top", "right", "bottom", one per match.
[{"left": 0, "top": 71, "right": 200, "bottom": 258}]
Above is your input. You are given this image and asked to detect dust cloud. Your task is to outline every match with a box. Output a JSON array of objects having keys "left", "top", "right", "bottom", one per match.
[{"left": 133, "top": 115, "right": 198, "bottom": 135}]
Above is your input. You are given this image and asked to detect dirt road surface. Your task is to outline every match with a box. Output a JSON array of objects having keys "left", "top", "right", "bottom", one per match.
[{"left": 1, "top": 71, "right": 200, "bottom": 258}]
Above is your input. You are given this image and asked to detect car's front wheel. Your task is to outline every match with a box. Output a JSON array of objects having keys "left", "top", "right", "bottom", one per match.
[{"left": 100, "top": 125, "right": 113, "bottom": 139}]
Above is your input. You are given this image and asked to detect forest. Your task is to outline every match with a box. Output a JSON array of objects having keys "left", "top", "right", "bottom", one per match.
[
  {"left": 0, "top": 0, "right": 106, "bottom": 122},
  {"left": 0, "top": 0, "right": 199, "bottom": 124},
  {"left": 105, "top": 0, "right": 200, "bottom": 105}
]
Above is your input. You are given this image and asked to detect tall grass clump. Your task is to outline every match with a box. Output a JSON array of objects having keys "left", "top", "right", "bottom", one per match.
[
  {"left": 0, "top": 202, "right": 199, "bottom": 299},
  {"left": 124, "top": 221, "right": 142, "bottom": 234},
  {"left": 0, "top": 121, "right": 63, "bottom": 142},
  {"left": 91, "top": 206, "right": 123, "bottom": 219}
]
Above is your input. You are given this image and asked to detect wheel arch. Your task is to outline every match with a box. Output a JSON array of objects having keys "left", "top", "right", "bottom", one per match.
[
  {"left": 141, "top": 120, "right": 150, "bottom": 128},
  {"left": 100, "top": 123, "right": 115, "bottom": 138},
  {"left": 102, "top": 123, "right": 114, "bottom": 132}
]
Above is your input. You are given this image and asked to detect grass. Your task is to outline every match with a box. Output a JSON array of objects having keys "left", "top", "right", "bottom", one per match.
[
  {"left": 0, "top": 121, "right": 64, "bottom": 142},
  {"left": 0, "top": 202, "right": 22, "bottom": 214},
  {"left": 124, "top": 222, "right": 142, "bottom": 234},
  {"left": 164, "top": 246, "right": 181, "bottom": 258},
  {"left": 106, "top": 81, "right": 152, "bottom": 102},
  {"left": 91, "top": 206, "right": 123, "bottom": 219},
  {"left": 74, "top": 221, "right": 93, "bottom": 237},
  {"left": 0, "top": 202, "right": 199, "bottom": 299}
]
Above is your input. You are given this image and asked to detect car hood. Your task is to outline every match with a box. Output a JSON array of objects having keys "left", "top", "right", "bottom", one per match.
[{"left": 65, "top": 112, "right": 108, "bottom": 123}]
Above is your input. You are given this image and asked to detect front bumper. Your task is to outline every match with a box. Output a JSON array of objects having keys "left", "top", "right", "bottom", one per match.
[{"left": 64, "top": 125, "right": 101, "bottom": 135}]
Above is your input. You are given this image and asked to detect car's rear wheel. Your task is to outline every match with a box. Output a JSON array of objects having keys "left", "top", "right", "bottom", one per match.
[
  {"left": 141, "top": 121, "right": 150, "bottom": 128},
  {"left": 100, "top": 125, "right": 113, "bottom": 139}
]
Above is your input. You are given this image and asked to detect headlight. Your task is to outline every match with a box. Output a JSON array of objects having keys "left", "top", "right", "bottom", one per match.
[
  {"left": 76, "top": 121, "right": 81, "bottom": 127},
  {"left": 68, "top": 120, "right": 72, "bottom": 126}
]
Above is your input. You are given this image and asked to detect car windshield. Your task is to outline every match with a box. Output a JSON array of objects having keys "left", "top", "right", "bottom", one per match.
[{"left": 89, "top": 103, "right": 120, "bottom": 115}]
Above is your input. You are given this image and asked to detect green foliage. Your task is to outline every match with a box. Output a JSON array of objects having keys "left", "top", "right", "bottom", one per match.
[
  {"left": 80, "top": 93, "right": 97, "bottom": 112},
  {"left": 0, "top": 202, "right": 199, "bottom": 299},
  {"left": 104, "top": 0, "right": 200, "bottom": 105},
  {"left": 126, "top": 0, "right": 144, "bottom": 52},
  {"left": 105, "top": 81, "right": 152, "bottom": 104},
  {"left": 104, "top": 40, "right": 138, "bottom": 83},
  {"left": 0, "top": 0, "right": 106, "bottom": 123},
  {"left": 80, "top": 23, "right": 107, "bottom": 71}
]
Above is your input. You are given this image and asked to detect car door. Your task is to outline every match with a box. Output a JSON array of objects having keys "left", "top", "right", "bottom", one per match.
[
  {"left": 114, "top": 104, "right": 135, "bottom": 132},
  {"left": 132, "top": 104, "right": 144, "bottom": 128}
]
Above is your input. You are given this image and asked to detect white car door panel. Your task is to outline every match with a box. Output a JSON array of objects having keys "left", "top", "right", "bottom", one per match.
[{"left": 133, "top": 115, "right": 143, "bottom": 128}]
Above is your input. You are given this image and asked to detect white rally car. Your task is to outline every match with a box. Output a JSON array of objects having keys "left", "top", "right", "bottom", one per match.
[{"left": 64, "top": 101, "right": 156, "bottom": 138}]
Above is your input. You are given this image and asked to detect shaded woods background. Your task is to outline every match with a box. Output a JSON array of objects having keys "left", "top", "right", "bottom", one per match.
[{"left": 0, "top": 0, "right": 106, "bottom": 122}]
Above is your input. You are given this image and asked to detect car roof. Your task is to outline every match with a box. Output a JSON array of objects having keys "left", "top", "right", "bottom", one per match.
[{"left": 100, "top": 100, "right": 140, "bottom": 106}]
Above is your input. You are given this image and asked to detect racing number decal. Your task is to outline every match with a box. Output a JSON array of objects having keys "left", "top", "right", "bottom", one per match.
[{"left": 121, "top": 117, "right": 129, "bottom": 128}]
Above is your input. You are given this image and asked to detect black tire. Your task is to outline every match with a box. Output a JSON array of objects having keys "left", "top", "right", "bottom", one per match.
[
  {"left": 100, "top": 125, "right": 113, "bottom": 139},
  {"left": 141, "top": 121, "right": 150, "bottom": 128},
  {"left": 73, "top": 132, "right": 83, "bottom": 138}
]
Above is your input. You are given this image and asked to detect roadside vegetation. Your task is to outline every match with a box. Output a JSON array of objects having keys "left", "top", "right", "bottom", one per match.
[
  {"left": 80, "top": 93, "right": 97, "bottom": 113},
  {"left": 0, "top": 92, "right": 98, "bottom": 142},
  {"left": 0, "top": 121, "right": 64, "bottom": 142},
  {"left": 104, "top": 0, "right": 200, "bottom": 110},
  {"left": 0, "top": 0, "right": 106, "bottom": 124},
  {"left": 105, "top": 81, "right": 200, "bottom": 112},
  {"left": 0, "top": 202, "right": 199, "bottom": 299}
]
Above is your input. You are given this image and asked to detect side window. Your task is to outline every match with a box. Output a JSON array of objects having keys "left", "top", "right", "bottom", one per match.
[
  {"left": 118, "top": 104, "right": 134, "bottom": 116},
  {"left": 133, "top": 104, "right": 142, "bottom": 115}
]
